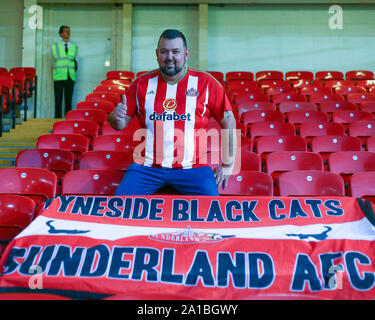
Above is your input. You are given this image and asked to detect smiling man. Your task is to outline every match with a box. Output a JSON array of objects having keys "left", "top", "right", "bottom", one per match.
[{"left": 109, "top": 29, "right": 237, "bottom": 196}]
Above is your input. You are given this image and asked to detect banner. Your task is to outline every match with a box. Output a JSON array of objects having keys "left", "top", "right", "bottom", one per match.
[{"left": 0, "top": 195, "right": 374, "bottom": 300}]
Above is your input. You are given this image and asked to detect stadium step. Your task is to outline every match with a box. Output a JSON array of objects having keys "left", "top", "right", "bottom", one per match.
[{"left": 0, "top": 118, "right": 62, "bottom": 168}]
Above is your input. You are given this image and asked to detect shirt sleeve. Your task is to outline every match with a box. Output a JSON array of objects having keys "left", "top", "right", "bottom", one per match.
[
  {"left": 207, "top": 77, "right": 233, "bottom": 122},
  {"left": 124, "top": 79, "right": 138, "bottom": 118}
]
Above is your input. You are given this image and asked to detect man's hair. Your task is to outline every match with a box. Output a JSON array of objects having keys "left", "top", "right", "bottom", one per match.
[
  {"left": 59, "top": 25, "right": 70, "bottom": 34},
  {"left": 158, "top": 29, "right": 187, "bottom": 49}
]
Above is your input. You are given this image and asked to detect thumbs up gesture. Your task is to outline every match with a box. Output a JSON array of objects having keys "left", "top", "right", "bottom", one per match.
[{"left": 113, "top": 94, "right": 128, "bottom": 120}]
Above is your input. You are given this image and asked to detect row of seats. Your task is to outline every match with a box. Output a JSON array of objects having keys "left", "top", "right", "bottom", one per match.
[{"left": 0, "top": 67, "right": 37, "bottom": 136}]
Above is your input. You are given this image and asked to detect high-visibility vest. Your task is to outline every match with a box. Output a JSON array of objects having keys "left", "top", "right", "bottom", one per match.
[{"left": 52, "top": 42, "right": 78, "bottom": 81}]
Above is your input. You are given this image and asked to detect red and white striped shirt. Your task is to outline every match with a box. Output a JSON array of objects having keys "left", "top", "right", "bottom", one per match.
[{"left": 125, "top": 67, "right": 233, "bottom": 169}]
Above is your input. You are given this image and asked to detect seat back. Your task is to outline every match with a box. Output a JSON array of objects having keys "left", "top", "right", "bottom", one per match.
[
  {"left": 86, "top": 92, "right": 121, "bottom": 105},
  {"left": 76, "top": 100, "right": 115, "bottom": 114},
  {"left": 349, "top": 172, "right": 375, "bottom": 202},
  {"left": 278, "top": 170, "right": 345, "bottom": 196},
  {"left": 92, "top": 134, "right": 141, "bottom": 152},
  {"left": 52, "top": 120, "right": 99, "bottom": 144},
  {"left": 248, "top": 121, "right": 296, "bottom": 139},
  {"left": 79, "top": 150, "right": 134, "bottom": 171},
  {"left": 106, "top": 70, "right": 134, "bottom": 81},
  {"left": 61, "top": 169, "right": 124, "bottom": 195}
]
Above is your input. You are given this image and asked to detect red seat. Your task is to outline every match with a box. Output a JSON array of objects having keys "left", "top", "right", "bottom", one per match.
[
  {"left": 348, "top": 121, "right": 375, "bottom": 148},
  {"left": 208, "top": 149, "right": 260, "bottom": 172},
  {"left": 101, "top": 118, "right": 142, "bottom": 135},
  {"left": 265, "top": 151, "right": 323, "bottom": 180},
  {"left": 346, "top": 70, "right": 374, "bottom": 81},
  {"left": 237, "top": 102, "right": 276, "bottom": 117},
  {"left": 226, "top": 71, "right": 253, "bottom": 81},
  {"left": 315, "top": 71, "right": 344, "bottom": 82},
  {"left": 334, "top": 85, "right": 367, "bottom": 96},
  {"left": 0, "top": 195, "right": 35, "bottom": 241},
  {"left": 311, "top": 135, "right": 362, "bottom": 165},
  {"left": 319, "top": 101, "right": 358, "bottom": 114},
  {"left": 300, "top": 85, "right": 332, "bottom": 96},
  {"left": 9, "top": 67, "right": 36, "bottom": 97},
  {"left": 0, "top": 75, "right": 15, "bottom": 113},
  {"left": 359, "top": 101, "right": 375, "bottom": 114},
  {"left": 233, "top": 92, "right": 269, "bottom": 106},
  {"left": 279, "top": 102, "right": 317, "bottom": 113},
  {"left": 66, "top": 109, "right": 107, "bottom": 129},
  {"left": 354, "top": 80, "right": 375, "bottom": 91},
  {"left": 0, "top": 168, "right": 57, "bottom": 212},
  {"left": 366, "top": 136, "right": 375, "bottom": 152},
  {"left": 36, "top": 133, "right": 89, "bottom": 161},
  {"left": 332, "top": 110, "right": 374, "bottom": 126},
  {"left": 271, "top": 92, "right": 306, "bottom": 105},
  {"left": 100, "top": 79, "right": 131, "bottom": 87},
  {"left": 93, "top": 85, "right": 127, "bottom": 96},
  {"left": 324, "top": 80, "right": 354, "bottom": 90},
  {"left": 278, "top": 170, "right": 345, "bottom": 196},
  {"left": 309, "top": 92, "right": 344, "bottom": 105},
  {"left": 256, "top": 71, "right": 284, "bottom": 82},
  {"left": 61, "top": 169, "right": 124, "bottom": 196},
  {"left": 349, "top": 172, "right": 375, "bottom": 201},
  {"left": 285, "top": 71, "right": 314, "bottom": 82},
  {"left": 266, "top": 86, "right": 297, "bottom": 97},
  {"left": 218, "top": 171, "right": 273, "bottom": 196},
  {"left": 291, "top": 79, "right": 322, "bottom": 90},
  {"left": 76, "top": 100, "right": 115, "bottom": 114},
  {"left": 327, "top": 151, "right": 375, "bottom": 194},
  {"left": 299, "top": 121, "right": 345, "bottom": 147},
  {"left": 15, "top": 148, "right": 74, "bottom": 182},
  {"left": 52, "top": 120, "right": 99, "bottom": 145},
  {"left": 92, "top": 134, "right": 140, "bottom": 152},
  {"left": 258, "top": 80, "right": 290, "bottom": 92},
  {"left": 255, "top": 135, "right": 307, "bottom": 160},
  {"left": 286, "top": 110, "right": 329, "bottom": 128},
  {"left": 248, "top": 121, "right": 296, "bottom": 139},
  {"left": 241, "top": 110, "right": 283, "bottom": 124},
  {"left": 106, "top": 70, "right": 134, "bottom": 81},
  {"left": 207, "top": 71, "right": 224, "bottom": 82},
  {"left": 86, "top": 92, "right": 121, "bottom": 105},
  {"left": 79, "top": 150, "right": 134, "bottom": 171},
  {"left": 347, "top": 93, "right": 375, "bottom": 104}
]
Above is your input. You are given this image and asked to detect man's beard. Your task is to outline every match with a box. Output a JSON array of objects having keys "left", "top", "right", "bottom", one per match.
[{"left": 160, "top": 60, "right": 185, "bottom": 77}]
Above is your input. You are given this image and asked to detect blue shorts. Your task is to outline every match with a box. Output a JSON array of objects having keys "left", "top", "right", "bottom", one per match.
[{"left": 114, "top": 163, "right": 219, "bottom": 196}]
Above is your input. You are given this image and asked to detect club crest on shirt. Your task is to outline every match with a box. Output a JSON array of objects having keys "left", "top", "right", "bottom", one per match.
[
  {"left": 185, "top": 87, "right": 199, "bottom": 97},
  {"left": 163, "top": 98, "right": 177, "bottom": 111}
]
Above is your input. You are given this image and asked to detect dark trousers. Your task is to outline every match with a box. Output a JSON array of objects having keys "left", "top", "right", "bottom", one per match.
[{"left": 54, "top": 77, "right": 75, "bottom": 118}]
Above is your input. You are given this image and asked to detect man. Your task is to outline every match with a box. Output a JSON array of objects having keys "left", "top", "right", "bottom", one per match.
[
  {"left": 109, "top": 29, "right": 237, "bottom": 196},
  {"left": 52, "top": 25, "right": 79, "bottom": 118}
]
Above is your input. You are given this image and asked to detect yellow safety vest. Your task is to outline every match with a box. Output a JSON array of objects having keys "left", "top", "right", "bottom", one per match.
[{"left": 52, "top": 42, "right": 78, "bottom": 81}]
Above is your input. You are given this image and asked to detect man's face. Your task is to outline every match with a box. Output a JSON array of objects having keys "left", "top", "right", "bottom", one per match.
[
  {"left": 156, "top": 37, "right": 190, "bottom": 77},
  {"left": 60, "top": 28, "right": 70, "bottom": 41}
]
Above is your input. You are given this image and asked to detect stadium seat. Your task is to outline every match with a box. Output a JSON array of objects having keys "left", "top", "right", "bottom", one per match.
[
  {"left": 254, "top": 135, "right": 307, "bottom": 161},
  {"left": 101, "top": 118, "right": 142, "bottom": 135},
  {"left": 233, "top": 92, "right": 269, "bottom": 106},
  {"left": 366, "top": 136, "right": 375, "bottom": 152},
  {"left": 61, "top": 169, "right": 124, "bottom": 196},
  {"left": 36, "top": 133, "right": 89, "bottom": 162},
  {"left": 319, "top": 101, "right": 358, "bottom": 117},
  {"left": 348, "top": 121, "right": 375, "bottom": 149},
  {"left": 265, "top": 86, "right": 297, "bottom": 97},
  {"left": 52, "top": 120, "right": 99, "bottom": 145},
  {"left": 0, "top": 195, "right": 35, "bottom": 241},
  {"left": 271, "top": 93, "right": 306, "bottom": 105},
  {"left": 76, "top": 100, "right": 115, "bottom": 114},
  {"left": 86, "top": 92, "right": 121, "bottom": 105},
  {"left": 92, "top": 134, "right": 140, "bottom": 152},
  {"left": 354, "top": 80, "right": 375, "bottom": 91},
  {"left": 100, "top": 79, "right": 132, "bottom": 87},
  {"left": 15, "top": 148, "right": 74, "bottom": 182},
  {"left": 279, "top": 102, "right": 317, "bottom": 113},
  {"left": 332, "top": 110, "right": 374, "bottom": 127},
  {"left": 93, "top": 85, "right": 127, "bottom": 95},
  {"left": 346, "top": 70, "right": 374, "bottom": 81},
  {"left": 359, "top": 101, "right": 375, "bottom": 115},
  {"left": 346, "top": 93, "right": 375, "bottom": 104},
  {"left": 265, "top": 151, "right": 324, "bottom": 182},
  {"left": 106, "top": 70, "right": 134, "bottom": 81},
  {"left": 285, "top": 71, "right": 314, "bottom": 82},
  {"left": 241, "top": 110, "right": 284, "bottom": 124},
  {"left": 79, "top": 150, "right": 135, "bottom": 171},
  {"left": 349, "top": 172, "right": 375, "bottom": 202},
  {"left": 315, "top": 71, "right": 344, "bottom": 82},
  {"left": 218, "top": 171, "right": 273, "bottom": 196},
  {"left": 278, "top": 170, "right": 345, "bottom": 197},
  {"left": 334, "top": 85, "right": 367, "bottom": 97},
  {"left": 300, "top": 85, "right": 332, "bottom": 96},
  {"left": 327, "top": 151, "right": 375, "bottom": 194},
  {"left": 256, "top": 71, "right": 284, "bottom": 82},
  {"left": 248, "top": 121, "right": 296, "bottom": 139},
  {"left": 66, "top": 109, "right": 107, "bottom": 131},
  {"left": 291, "top": 79, "right": 322, "bottom": 90},
  {"left": 207, "top": 71, "right": 224, "bottom": 82},
  {"left": 237, "top": 102, "right": 276, "bottom": 117},
  {"left": 311, "top": 135, "right": 362, "bottom": 165},
  {"left": 309, "top": 92, "right": 344, "bottom": 105},
  {"left": 286, "top": 110, "right": 330, "bottom": 133},
  {"left": 225, "top": 71, "right": 253, "bottom": 81},
  {"left": 0, "top": 168, "right": 57, "bottom": 212},
  {"left": 208, "top": 149, "right": 260, "bottom": 172},
  {"left": 299, "top": 121, "right": 346, "bottom": 147},
  {"left": 258, "top": 80, "right": 290, "bottom": 92}
]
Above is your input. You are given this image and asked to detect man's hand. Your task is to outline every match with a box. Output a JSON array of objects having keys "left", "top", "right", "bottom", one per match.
[
  {"left": 214, "top": 164, "right": 233, "bottom": 190},
  {"left": 109, "top": 94, "right": 131, "bottom": 130}
]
